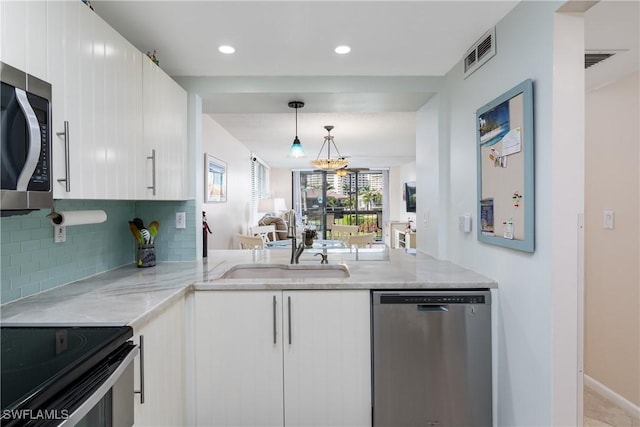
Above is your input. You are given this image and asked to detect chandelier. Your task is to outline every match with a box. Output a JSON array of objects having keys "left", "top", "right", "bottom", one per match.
[{"left": 310, "top": 126, "right": 348, "bottom": 170}]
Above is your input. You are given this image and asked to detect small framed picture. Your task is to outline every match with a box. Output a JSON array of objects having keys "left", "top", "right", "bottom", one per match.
[{"left": 205, "top": 154, "right": 227, "bottom": 203}]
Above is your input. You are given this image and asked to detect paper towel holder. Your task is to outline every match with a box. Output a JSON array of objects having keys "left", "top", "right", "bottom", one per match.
[
  {"left": 47, "top": 208, "right": 107, "bottom": 226},
  {"left": 47, "top": 209, "right": 63, "bottom": 225}
]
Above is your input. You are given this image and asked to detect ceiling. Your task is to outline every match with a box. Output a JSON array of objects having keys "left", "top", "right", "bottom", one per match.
[{"left": 91, "top": 1, "right": 638, "bottom": 169}]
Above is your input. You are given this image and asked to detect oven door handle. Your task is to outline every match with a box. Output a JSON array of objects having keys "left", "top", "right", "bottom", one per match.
[{"left": 58, "top": 345, "right": 139, "bottom": 426}]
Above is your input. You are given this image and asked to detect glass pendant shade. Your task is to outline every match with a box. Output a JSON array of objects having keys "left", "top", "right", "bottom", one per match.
[
  {"left": 290, "top": 137, "right": 304, "bottom": 158},
  {"left": 310, "top": 125, "right": 348, "bottom": 170}
]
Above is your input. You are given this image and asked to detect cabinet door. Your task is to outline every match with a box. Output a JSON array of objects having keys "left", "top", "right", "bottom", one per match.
[
  {"left": 195, "top": 291, "right": 284, "bottom": 427},
  {"left": 48, "top": 2, "right": 143, "bottom": 199},
  {"left": 133, "top": 296, "right": 185, "bottom": 426},
  {"left": 48, "top": 1, "right": 96, "bottom": 199},
  {"left": 283, "top": 290, "right": 371, "bottom": 427},
  {"left": 0, "top": 0, "right": 47, "bottom": 80},
  {"left": 141, "top": 59, "right": 187, "bottom": 200},
  {"left": 99, "top": 15, "right": 142, "bottom": 200}
]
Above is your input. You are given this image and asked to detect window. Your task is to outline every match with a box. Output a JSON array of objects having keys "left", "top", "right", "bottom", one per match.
[
  {"left": 251, "top": 155, "right": 270, "bottom": 224},
  {"left": 293, "top": 169, "right": 388, "bottom": 240}
]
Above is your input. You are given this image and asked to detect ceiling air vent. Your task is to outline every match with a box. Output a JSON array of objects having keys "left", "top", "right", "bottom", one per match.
[
  {"left": 463, "top": 27, "right": 496, "bottom": 79},
  {"left": 584, "top": 52, "right": 615, "bottom": 69}
]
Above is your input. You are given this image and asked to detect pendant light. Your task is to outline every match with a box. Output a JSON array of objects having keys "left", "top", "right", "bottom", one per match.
[
  {"left": 336, "top": 167, "right": 348, "bottom": 177},
  {"left": 288, "top": 101, "right": 305, "bottom": 158},
  {"left": 310, "top": 125, "right": 349, "bottom": 170}
]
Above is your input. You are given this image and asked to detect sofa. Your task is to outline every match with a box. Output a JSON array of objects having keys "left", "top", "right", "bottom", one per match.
[{"left": 258, "top": 216, "right": 288, "bottom": 240}]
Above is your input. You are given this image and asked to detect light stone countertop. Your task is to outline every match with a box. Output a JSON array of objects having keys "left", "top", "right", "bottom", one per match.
[{"left": 1, "top": 249, "right": 496, "bottom": 329}]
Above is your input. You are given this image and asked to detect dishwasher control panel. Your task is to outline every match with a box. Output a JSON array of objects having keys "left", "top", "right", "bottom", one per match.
[{"left": 378, "top": 294, "right": 486, "bottom": 305}]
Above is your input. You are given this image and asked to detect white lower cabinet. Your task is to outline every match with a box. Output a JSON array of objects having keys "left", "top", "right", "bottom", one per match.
[
  {"left": 194, "top": 290, "right": 371, "bottom": 427},
  {"left": 133, "top": 296, "right": 185, "bottom": 426}
]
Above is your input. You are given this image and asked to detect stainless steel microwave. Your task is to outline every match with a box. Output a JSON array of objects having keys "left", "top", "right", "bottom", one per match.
[{"left": 1, "top": 61, "right": 53, "bottom": 215}]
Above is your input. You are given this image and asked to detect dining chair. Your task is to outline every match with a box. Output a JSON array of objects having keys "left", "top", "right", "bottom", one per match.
[
  {"left": 346, "top": 232, "right": 376, "bottom": 248},
  {"left": 236, "top": 234, "right": 265, "bottom": 249},
  {"left": 325, "top": 213, "right": 335, "bottom": 235},
  {"left": 249, "top": 225, "right": 277, "bottom": 244},
  {"left": 331, "top": 224, "right": 360, "bottom": 243}
]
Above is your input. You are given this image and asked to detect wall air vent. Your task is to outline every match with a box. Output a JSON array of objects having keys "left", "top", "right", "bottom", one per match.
[
  {"left": 463, "top": 27, "right": 496, "bottom": 79},
  {"left": 584, "top": 51, "right": 616, "bottom": 69}
]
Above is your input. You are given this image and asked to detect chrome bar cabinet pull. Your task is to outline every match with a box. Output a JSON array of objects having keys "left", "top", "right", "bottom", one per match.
[
  {"left": 134, "top": 335, "right": 145, "bottom": 404},
  {"left": 56, "top": 120, "right": 71, "bottom": 192},
  {"left": 147, "top": 149, "right": 156, "bottom": 195}
]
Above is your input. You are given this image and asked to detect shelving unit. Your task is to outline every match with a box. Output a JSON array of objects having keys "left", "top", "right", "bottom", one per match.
[
  {"left": 395, "top": 230, "right": 416, "bottom": 249},
  {"left": 387, "top": 222, "right": 408, "bottom": 248}
]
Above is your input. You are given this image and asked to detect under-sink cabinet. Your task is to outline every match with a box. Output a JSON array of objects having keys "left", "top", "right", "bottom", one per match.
[
  {"left": 194, "top": 290, "right": 371, "bottom": 427},
  {"left": 133, "top": 295, "right": 186, "bottom": 427}
]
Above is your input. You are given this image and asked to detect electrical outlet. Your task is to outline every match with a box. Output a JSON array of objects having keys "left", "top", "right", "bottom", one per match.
[
  {"left": 54, "top": 225, "right": 66, "bottom": 243},
  {"left": 176, "top": 212, "right": 186, "bottom": 229}
]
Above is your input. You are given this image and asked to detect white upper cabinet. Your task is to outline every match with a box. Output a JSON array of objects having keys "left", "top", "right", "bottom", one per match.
[
  {"left": 47, "top": 1, "right": 143, "bottom": 200},
  {"left": 140, "top": 58, "right": 188, "bottom": 200},
  {"left": 45, "top": 1, "right": 186, "bottom": 201},
  {"left": 0, "top": 0, "right": 48, "bottom": 80}
]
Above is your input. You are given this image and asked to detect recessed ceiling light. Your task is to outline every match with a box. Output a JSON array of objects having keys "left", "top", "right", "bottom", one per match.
[
  {"left": 219, "top": 45, "right": 235, "bottom": 54},
  {"left": 335, "top": 45, "right": 351, "bottom": 55}
]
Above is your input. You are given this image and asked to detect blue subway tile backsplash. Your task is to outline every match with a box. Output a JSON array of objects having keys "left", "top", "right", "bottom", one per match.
[{"left": 0, "top": 199, "right": 196, "bottom": 305}]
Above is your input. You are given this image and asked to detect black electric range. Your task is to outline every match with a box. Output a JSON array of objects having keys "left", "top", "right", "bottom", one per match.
[{"left": 1, "top": 325, "right": 135, "bottom": 426}]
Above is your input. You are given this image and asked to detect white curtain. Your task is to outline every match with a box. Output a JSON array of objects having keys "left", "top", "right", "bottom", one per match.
[
  {"left": 250, "top": 155, "right": 270, "bottom": 225},
  {"left": 291, "top": 170, "right": 304, "bottom": 229}
]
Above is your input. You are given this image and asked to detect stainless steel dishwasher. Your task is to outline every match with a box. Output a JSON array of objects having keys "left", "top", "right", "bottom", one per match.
[{"left": 372, "top": 290, "right": 492, "bottom": 427}]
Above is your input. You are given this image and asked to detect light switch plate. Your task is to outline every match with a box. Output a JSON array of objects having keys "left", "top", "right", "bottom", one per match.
[
  {"left": 603, "top": 210, "right": 614, "bottom": 230},
  {"left": 458, "top": 213, "right": 472, "bottom": 233},
  {"left": 176, "top": 212, "right": 186, "bottom": 229}
]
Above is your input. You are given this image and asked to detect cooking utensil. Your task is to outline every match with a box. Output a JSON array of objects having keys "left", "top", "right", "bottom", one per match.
[
  {"left": 148, "top": 221, "right": 159, "bottom": 243},
  {"left": 128, "top": 222, "right": 143, "bottom": 244}
]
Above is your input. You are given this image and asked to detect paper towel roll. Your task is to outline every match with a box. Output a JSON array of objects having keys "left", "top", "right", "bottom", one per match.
[{"left": 47, "top": 210, "right": 107, "bottom": 226}]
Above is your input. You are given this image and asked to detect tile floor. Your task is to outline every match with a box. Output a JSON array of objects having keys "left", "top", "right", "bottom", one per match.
[{"left": 584, "top": 385, "right": 640, "bottom": 427}]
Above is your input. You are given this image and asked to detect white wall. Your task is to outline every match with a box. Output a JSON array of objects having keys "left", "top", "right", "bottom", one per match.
[
  {"left": 416, "top": 2, "right": 580, "bottom": 425},
  {"left": 270, "top": 167, "right": 293, "bottom": 210},
  {"left": 585, "top": 71, "right": 640, "bottom": 407},
  {"left": 416, "top": 94, "right": 445, "bottom": 257},
  {"left": 387, "top": 162, "right": 416, "bottom": 247},
  {"left": 389, "top": 162, "right": 416, "bottom": 223},
  {"left": 202, "top": 115, "right": 253, "bottom": 249}
]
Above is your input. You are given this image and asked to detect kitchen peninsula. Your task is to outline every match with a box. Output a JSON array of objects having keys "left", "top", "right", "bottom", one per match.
[
  {"left": 1, "top": 249, "right": 496, "bottom": 426},
  {"left": 1, "top": 249, "right": 496, "bottom": 326}
]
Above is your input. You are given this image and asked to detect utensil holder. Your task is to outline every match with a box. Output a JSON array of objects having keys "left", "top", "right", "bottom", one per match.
[{"left": 137, "top": 244, "right": 156, "bottom": 268}]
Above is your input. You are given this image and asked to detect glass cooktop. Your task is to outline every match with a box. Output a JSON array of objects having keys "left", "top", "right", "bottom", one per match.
[{"left": 0, "top": 326, "right": 133, "bottom": 414}]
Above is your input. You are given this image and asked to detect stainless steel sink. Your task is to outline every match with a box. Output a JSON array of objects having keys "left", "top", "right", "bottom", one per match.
[{"left": 220, "top": 263, "right": 350, "bottom": 279}]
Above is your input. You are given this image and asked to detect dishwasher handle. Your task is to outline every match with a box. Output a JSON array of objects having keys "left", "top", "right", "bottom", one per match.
[{"left": 417, "top": 304, "right": 449, "bottom": 312}]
